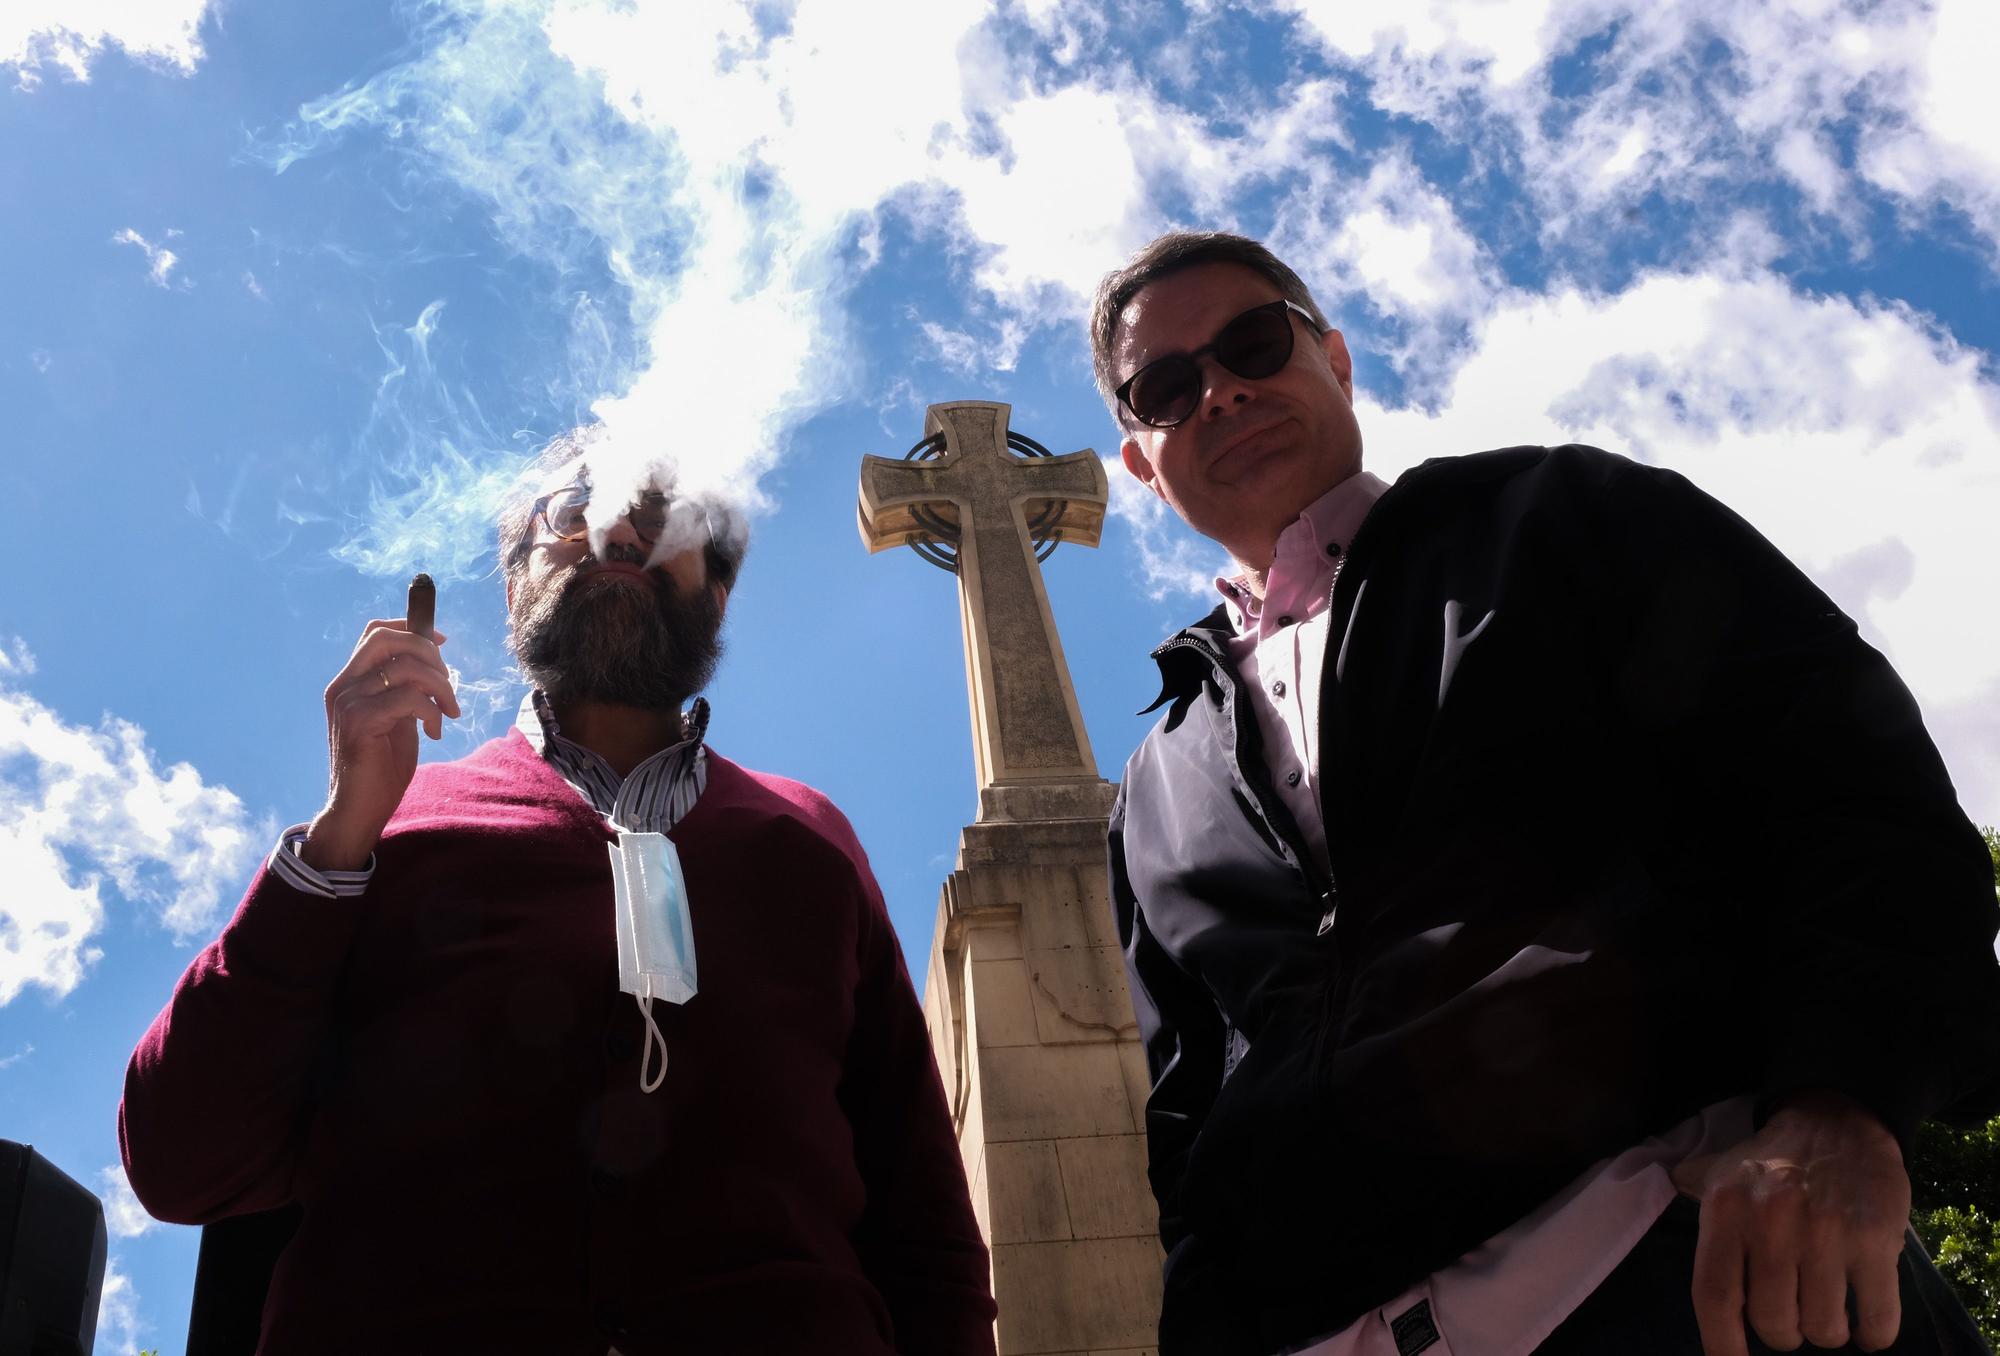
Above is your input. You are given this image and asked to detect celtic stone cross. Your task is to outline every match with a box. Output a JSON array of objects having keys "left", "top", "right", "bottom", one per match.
[{"left": 857, "top": 401, "right": 1108, "bottom": 821}]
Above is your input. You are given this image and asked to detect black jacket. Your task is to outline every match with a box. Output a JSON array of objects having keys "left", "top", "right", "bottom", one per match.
[{"left": 1108, "top": 445, "right": 2000, "bottom": 1356}]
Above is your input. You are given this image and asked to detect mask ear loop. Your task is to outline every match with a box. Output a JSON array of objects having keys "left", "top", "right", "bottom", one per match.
[{"left": 635, "top": 993, "right": 668, "bottom": 1093}]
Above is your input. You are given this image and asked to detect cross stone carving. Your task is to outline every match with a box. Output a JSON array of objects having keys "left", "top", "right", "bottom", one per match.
[{"left": 858, "top": 401, "right": 1108, "bottom": 818}]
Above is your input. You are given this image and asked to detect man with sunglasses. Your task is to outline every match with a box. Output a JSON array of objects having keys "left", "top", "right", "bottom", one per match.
[
  {"left": 1095, "top": 232, "right": 1999, "bottom": 1356},
  {"left": 120, "top": 429, "right": 997, "bottom": 1354}
]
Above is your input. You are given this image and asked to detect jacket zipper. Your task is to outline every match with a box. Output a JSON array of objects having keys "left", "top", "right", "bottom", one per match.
[
  {"left": 1310, "top": 477, "right": 1410, "bottom": 1039},
  {"left": 1154, "top": 630, "right": 1339, "bottom": 935},
  {"left": 1313, "top": 477, "right": 1402, "bottom": 942},
  {"left": 1313, "top": 555, "right": 1349, "bottom": 939}
]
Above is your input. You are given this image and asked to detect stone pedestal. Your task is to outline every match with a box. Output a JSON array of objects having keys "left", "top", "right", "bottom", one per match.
[{"left": 922, "top": 782, "right": 1162, "bottom": 1356}]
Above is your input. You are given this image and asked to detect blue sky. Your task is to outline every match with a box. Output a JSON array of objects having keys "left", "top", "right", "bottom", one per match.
[{"left": 4, "top": 0, "right": 1998, "bottom": 1348}]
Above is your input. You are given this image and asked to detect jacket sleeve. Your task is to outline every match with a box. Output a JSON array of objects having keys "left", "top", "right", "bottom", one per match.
[
  {"left": 119, "top": 861, "right": 364, "bottom": 1224},
  {"left": 1107, "top": 784, "right": 1225, "bottom": 1259},
  {"left": 830, "top": 827, "right": 997, "bottom": 1354},
  {"left": 1597, "top": 453, "right": 2000, "bottom": 1145}
]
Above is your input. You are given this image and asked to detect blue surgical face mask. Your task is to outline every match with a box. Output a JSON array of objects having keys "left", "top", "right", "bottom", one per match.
[{"left": 608, "top": 830, "right": 697, "bottom": 1092}]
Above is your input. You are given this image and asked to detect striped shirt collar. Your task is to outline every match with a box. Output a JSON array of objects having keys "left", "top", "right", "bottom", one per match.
[{"left": 514, "top": 689, "right": 710, "bottom": 834}]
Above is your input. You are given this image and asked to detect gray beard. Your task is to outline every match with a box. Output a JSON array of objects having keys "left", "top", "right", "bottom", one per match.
[{"left": 508, "top": 562, "right": 724, "bottom": 712}]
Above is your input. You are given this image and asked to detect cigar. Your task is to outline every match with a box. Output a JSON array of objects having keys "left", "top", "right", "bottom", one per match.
[{"left": 406, "top": 572, "right": 436, "bottom": 641}]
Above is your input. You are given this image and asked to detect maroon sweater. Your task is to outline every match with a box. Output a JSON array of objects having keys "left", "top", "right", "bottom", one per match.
[{"left": 121, "top": 732, "right": 995, "bottom": 1354}]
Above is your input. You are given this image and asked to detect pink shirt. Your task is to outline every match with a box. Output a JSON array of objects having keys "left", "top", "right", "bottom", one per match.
[
  {"left": 1220, "top": 471, "right": 1745, "bottom": 1356},
  {"left": 1218, "top": 471, "right": 1388, "bottom": 877},
  {"left": 1295, "top": 1099, "right": 1753, "bottom": 1356}
]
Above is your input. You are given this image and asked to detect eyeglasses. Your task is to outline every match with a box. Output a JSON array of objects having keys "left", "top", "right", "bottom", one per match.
[
  {"left": 517, "top": 483, "right": 672, "bottom": 559},
  {"left": 1114, "top": 299, "right": 1323, "bottom": 430}
]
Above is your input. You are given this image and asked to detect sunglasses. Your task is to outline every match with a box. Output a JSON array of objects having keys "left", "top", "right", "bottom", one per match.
[{"left": 1115, "top": 299, "right": 1323, "bottom": 430}]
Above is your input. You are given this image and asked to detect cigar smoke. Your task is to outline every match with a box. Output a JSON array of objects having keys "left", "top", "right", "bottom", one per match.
[
  {"left": 255, "top": 0, "right": 873, "bottom": 589},
  {"left": 531, "top": 428, "right": 749, "bottom": 586}
]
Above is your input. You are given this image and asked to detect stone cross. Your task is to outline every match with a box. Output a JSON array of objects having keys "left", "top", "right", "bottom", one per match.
[{"left": 858, "top": 401, "right": 1108, "bottom": 820}]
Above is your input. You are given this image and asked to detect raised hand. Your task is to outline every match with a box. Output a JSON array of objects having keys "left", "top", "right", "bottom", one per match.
[{"left": 300, "top": 620, "right": 460, "bottom": 871}]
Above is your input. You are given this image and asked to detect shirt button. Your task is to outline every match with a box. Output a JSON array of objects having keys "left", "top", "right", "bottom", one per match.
[
  {"left": 1278, "top": 614, "right": 1295, "bottom": 627},
  {"left": 1286, "top": 769, "right": 1302, "bottom": 787},
  {"left": 1327, "top": 542, "right": 1343, "bottom": 557},
  {"left": 1271, "top": 679, "right": 1287, "bottom": 697}
]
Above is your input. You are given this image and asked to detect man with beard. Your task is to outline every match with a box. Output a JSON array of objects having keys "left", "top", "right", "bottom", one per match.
[{"left": 119, "top": 430, "right": 997, "bottom": 1355}]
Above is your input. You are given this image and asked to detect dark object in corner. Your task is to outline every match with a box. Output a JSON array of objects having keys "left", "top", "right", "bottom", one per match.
[{"left": 0, "top": 1139, "right": 108, "bottom": 1356}]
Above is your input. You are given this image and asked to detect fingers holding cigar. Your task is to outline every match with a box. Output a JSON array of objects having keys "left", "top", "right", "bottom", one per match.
[
  {"left": 348, "top": 621, "right": 453, "bottom": 683},
  {"left": 329, "top": 621, "right": 461, "bottom": 740},
  {"left": 307, "top": 579, "right": 455, "bottom": 867},
  {"left": 352, "top": 617, "right": 452, "bottom": 664}
]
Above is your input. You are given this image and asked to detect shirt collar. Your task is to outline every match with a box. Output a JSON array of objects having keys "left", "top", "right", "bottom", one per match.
[
  {"left": 514, "top": 689, "right": 710, "bottom": 762},
  {"left": 1218, "top": 470, "right": 1389, "bottom": 634}
]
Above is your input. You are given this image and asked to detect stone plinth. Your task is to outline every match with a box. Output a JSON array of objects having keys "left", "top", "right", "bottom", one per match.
[{"left": 921, "top": 782, "right": 1163, "bottom": 1356}]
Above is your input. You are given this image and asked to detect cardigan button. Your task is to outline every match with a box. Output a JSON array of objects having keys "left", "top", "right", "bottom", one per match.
[
  {"left": 1286, "top": 769, "right": 1302, "bottom": 788},
  {"left": 1271, "top": 679, "right": 1287, "bottom": 698}
]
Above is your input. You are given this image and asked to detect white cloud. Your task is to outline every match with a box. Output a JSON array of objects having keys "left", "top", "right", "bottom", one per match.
[
  {"left": 0, "top": 802, "right": 105, "bottom": 1006},
  {"left": 1275, "top": 0, "right": 2000, "bottom": 256},
  {"left": 97, "top": 1165, "right": 156, "bottom": 1240},
  {"left": 1288, "top": 0, "right": 1563, "bottom": 89},
  {"left": 920, "top": 319, "right": 1028, "bottom": 376},
  {"left": 936, "top": 73, "right": 1349, "bottom": 316},
  {"left": 3, "top": 1, "right": 213, "bottom": 88},
  {"left": 0, "top": 638, "right": 34, "bottom": 677},
  {"left": 94, "top": 1258, "right": 141, "bottom": 1356},
  {"left": 0, "top": 1043, "right": 32, "bottom": 1069},
  {"left": 1101, "top": 453, "right": 1229, "bottom": 602},
  {"left": 112, "top": 228, "right": 187, "bottom": 291},
  {"left": 1855, "top": 0, "right": 2000, "bottom": 244},
  {"left": 1272, "top": 150, "right": 1501, "bottom": 397},
  {"left": 1775, "top": 127, "right": 1845, "bottom": 218},
  {"left": 921, "top": 323, "right": 985, "bottom": 376},
  {"left": 0, "top": 669, "right": 267, "bottom": 1006}
]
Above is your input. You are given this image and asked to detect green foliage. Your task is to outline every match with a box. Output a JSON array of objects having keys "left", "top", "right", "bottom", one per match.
[
  {"left": 1911, "top": 1116, "right": 2000, "bottom": 1346},
  {"left": 1903, "top": 826, "right": 2000, "bottom": 1347}
]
